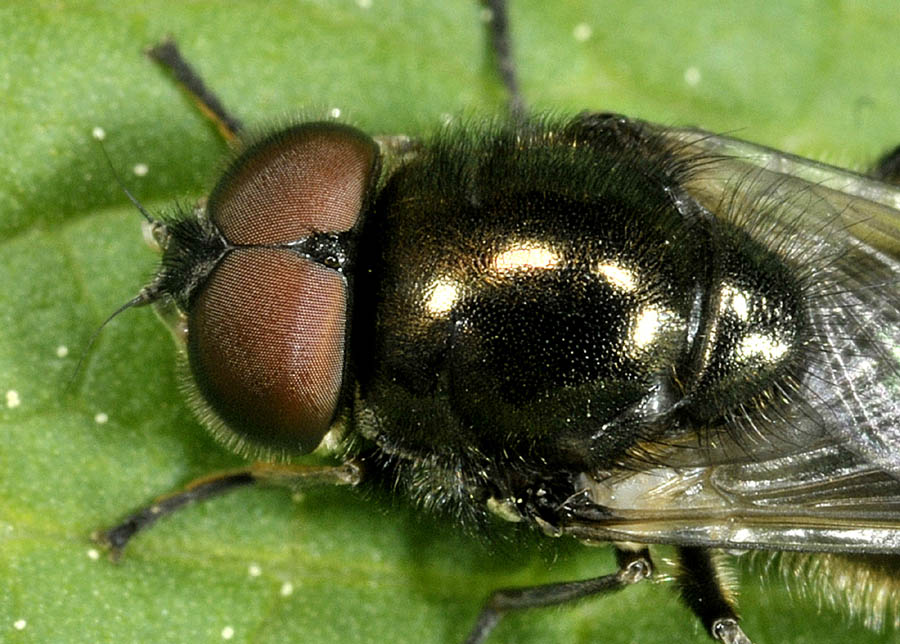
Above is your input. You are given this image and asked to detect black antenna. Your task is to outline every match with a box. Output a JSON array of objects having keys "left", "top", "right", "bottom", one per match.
[
  {"left": 66, "top": 288, "right": 161, "bottom": 390},
  {"left": 68, "top": 131, "right": 166, "bottom": 390},
  {"left": 93, "top": 127, "right": 158, "bottom": 225}
]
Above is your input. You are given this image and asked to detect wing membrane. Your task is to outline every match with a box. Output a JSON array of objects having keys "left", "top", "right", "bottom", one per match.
[{"left": 564, "top": 444, "right": 900, "bottom": 554}]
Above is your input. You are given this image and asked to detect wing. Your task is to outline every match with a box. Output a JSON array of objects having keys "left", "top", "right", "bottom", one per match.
[
  {"left": 558, "top": 126, "right": 900, "bottom": 555},
  {"left": 562, "top": 444, "right": 900, "bottom": 554}
]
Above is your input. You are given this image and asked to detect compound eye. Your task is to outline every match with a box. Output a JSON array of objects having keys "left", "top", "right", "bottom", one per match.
[
  {"left": 189, "top": 248, "right": 346, "bottom": 453},
  {"left": 208, "top": 122, "right": 379, "bottom": 242},
  {"left": 186, "top": 123, "right": 378, "bottom": 454}
]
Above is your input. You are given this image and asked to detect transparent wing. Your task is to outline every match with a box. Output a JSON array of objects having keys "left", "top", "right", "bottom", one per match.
[
  {"left": 560, "top": 127, "right": 900, "bottom": 555},
  {"left": 564, "top": 443, "right": 900, "bottom": 554}
]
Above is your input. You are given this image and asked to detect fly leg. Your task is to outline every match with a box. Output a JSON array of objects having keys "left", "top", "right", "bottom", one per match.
[
  {"left": 480, "top": 0, "right": 526, "bottom": 121},
  {"left": 462, "top": 547, "right": 652, "bottom": 644},
  {"left": 871, "top": 144, "right": 900, "bottom": 184},
  {"left": 94, "top": 461, "right": 361, "bottom": 560},
  {"left": 146, "top": 39, "right": 244, "bottom": 142},
  {"left": 676, "top": 546, "right": 753, "bottom": 644}
]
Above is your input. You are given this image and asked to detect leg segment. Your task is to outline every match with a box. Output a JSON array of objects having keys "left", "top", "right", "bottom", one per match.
[
  {"left": 676, "top": 547, "right": 753, "bottom": 644},
  {"left": 94, "top": 461, "right": 360, "bottom": 560},
  {"left": 480, "top": 0, "right": 526, "bottom": 121},
  {"left": 147, "top": 39, "right": 244, "bottom": 142},
  {"left": 871, "top": 144, "right": 900, "bottom": 185},
  {"left": 462, "top": 547, "right": 652, "bottom": 644}
]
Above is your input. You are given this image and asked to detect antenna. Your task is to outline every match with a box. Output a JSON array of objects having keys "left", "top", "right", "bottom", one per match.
[
  {"left": 92, "top": 126, "right": 158, "bottom": 224},
  {"left": 69, "top": 129, "right": 166, "bottom": 390}
]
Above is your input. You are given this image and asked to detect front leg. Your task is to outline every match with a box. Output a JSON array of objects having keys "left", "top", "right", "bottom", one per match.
[{"left": 94, "top": 461, "right": 361, "bottom": 559}]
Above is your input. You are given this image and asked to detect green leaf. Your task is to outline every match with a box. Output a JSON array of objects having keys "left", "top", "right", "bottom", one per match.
[{"left": 2, "top": 1, "right": 898, "bottom": 643}]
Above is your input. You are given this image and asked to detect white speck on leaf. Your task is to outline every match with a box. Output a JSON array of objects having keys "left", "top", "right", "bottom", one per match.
[
  {"left": 6, "top": 390, "right": 20, "bottom": 409},
  {"left": 573, "top": 23, "right": 592, "bottom": 42},
  {"left": 684, "top": 66, "right": 702, "bottom": 86}
]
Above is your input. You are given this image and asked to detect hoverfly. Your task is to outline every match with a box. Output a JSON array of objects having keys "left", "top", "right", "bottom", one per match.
[{"left": 10, "top": 1, "right": 889, "bottom": 644}]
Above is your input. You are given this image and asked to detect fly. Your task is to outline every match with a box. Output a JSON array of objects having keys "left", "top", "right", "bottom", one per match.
[{"left": 88, "top": 2, "right": 900, "bottom": 643}]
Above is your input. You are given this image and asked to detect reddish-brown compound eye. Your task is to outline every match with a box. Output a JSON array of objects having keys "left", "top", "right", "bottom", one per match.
[
  {"left": 186, "top": 123, "right": 379, "bottom": 453},
  {"left": 188, "top": 248, "right": 347, "bottom": 453},
  {"left": 208, "top": 122, "right": 379, "bottom": 242}
]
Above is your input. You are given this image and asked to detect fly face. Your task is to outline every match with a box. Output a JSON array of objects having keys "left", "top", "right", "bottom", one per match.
[{"left": 6, "top": 3, "right": 900, "bottom": 644}]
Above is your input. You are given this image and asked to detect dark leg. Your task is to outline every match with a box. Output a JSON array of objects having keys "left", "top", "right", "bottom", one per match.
[
  {"left": 146, "top": 39, "right": 244, "bottom": 142},
  {"left": 462, "top": 547, "right": 652, "bottom": 644},
  {"left": 480, "top": 0, "right": 526, "bottom": 121},
  {"left": 676, "top": 547, "right": 753, "bottom": 644},
  {"left": 871, "top": 144, "right": 900, "bottom": 185},
  {"left": 94, "top": 461, "right": 360, "bottom": 560}
]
